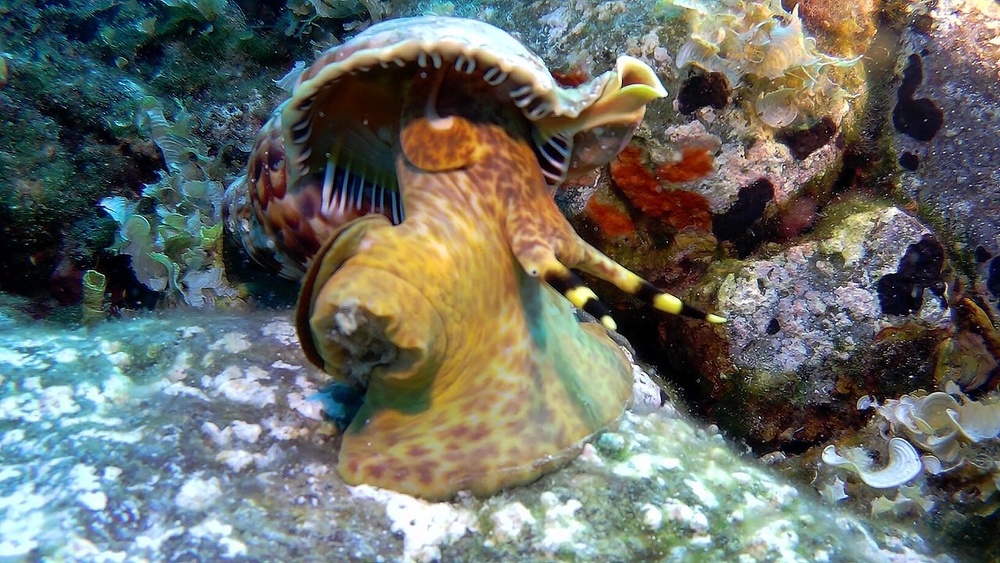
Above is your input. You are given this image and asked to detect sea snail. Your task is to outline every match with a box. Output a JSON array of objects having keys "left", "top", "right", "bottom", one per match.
[{"left": 225, "top": 16, "right": 724, "bottom": 500}]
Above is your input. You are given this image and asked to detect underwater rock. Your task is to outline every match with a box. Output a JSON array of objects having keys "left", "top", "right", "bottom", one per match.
[
  {"left": 989, "top": 257, "right": 1000, "bottom": 297},
  {"left": 0, "top": 311, "right": 953, "bottom": 561},
  {"left": 792, "top": 0, "right": 880, "bottom": 55},
  {"left": 648, "top": 0, "right": 866, "bottom": 239},
  {"left": 707, "top": 201, "right": 952, "bottom": 450},
  {"left": 811, "top": 369, "right": 1000, "bottom": 560},
  {"left": 891, "top": 0, "right": 1000, "bottom": 322}
]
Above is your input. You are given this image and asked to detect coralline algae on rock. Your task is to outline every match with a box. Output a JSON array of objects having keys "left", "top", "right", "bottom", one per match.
[
  {"left": 718, "top": 204, "right": 950, "bottom": 381},
  {"left": 708, "top": 202, "right": 952, "bottom": 448}
]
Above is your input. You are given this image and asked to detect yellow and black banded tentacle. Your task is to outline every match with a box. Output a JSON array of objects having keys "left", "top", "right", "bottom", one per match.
[
  {"left": 543, "top": 268, "right": 618, "bottom": 331},
  {"left": 514, "top": 246, "right": 619, "bottom": 330},
  {"left": 566, "top": 239, "right": 727, "bottom": 324}
]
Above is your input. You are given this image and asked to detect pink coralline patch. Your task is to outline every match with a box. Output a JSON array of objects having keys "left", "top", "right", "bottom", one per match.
[
  {"left": 610, "top": 145, "right": 713, "bottom": 231},
  {"left": 778, "top": 196, "right": 819, "bottom": 240}
]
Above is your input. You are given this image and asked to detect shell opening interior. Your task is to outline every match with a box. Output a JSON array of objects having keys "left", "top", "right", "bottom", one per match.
[
  {"left": 283, "top": 55, "right": 579, "bottom": 221},
  {"left": 533, "top": 130, "right": 575, "bottom": 188}
]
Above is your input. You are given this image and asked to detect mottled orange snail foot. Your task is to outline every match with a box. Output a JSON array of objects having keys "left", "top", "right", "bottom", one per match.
[
  {"left": 237, "top": 15, "right": 728, "bottom": 501},
  {"left": 297, "top": 215, "right": 634, "bottom": 500}
]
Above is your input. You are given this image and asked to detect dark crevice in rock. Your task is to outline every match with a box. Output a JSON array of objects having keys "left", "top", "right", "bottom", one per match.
[
  {"left": 777, "top": 116, "right": 838, "bottom": 160},
  {"left": 892, "top": 54, "right": 944, "bottom": 142},
  {"left": 677, "top": 71, "right": 730, "bottom": 115},
  {"left": 877, "top": 234, "right": 947, "bottom": 315},
  {"left": 98, "top": 253, "right": 161, "bottom": 313},
  {"left": 712, "top": 178, "right": 774, "bottom": 243},
  {"left": 898, "top": 151, "right": 920, "bottom": 171},
  {"left": 988, "top": 256, "right": 1000, "bottom": 298}
]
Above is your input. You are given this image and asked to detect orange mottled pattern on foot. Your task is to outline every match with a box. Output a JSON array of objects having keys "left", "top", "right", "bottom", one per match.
[{"left": 299, "top": 109, "right": 634, "bottom": 500}]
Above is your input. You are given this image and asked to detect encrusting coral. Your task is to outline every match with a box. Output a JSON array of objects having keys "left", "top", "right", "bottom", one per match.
[{"left": 225, "top": 16, "right": 725, "bottom": 499}]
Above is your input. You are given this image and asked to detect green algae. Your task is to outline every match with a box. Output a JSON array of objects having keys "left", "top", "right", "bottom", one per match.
[{"left": 0, "top": 0, "right": 330, "bottom": 306}]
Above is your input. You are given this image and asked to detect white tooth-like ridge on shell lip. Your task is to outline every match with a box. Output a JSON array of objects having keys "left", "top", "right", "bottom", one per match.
[
  {"left": 295, "top": 146, "right": 312, "bottom": 166},
  {"left": 483, "top": 66, "right": 508, "bottom": 86},
  {"left": 509, "top": 84, "right": 533, "bottom": 98},
  {"left": 527, "top": 104, "right": 551, "bottom": 119},
  {"left": 454, "top": 55, "right": 476, "bottom": 74},
  {"left": 296, "top": 94, "right": 316, "bottom": 113},
  {"left": 290, "top": 119, "right": 311, "bottom": 146}
]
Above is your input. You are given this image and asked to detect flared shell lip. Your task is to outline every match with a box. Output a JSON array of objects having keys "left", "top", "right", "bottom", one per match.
[
  {"left": 278, "top": 16, "right": 667, "bottom": 188},
  {"left": 290, "top": 16, "right": 610, "bottom": 121},
  {"left": 279, "top": 16, "right": 620, "bottom": 178}
]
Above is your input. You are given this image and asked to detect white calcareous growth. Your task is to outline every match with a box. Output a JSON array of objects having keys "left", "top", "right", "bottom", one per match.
[
  {"left": 175, "top": 475, "right": 223, "bottom": 511},
  {"left": 349, "top": 484, "right": 476, "bottom": 563},
  {"left": 876, "top": 382, "right": 1000, "bottom": 465},
  {"left": 821, "top": 437, "right": 923, "bottom": 489},
  {"left": 486, "top": 502, "right": 537, "bottom": 545}
]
